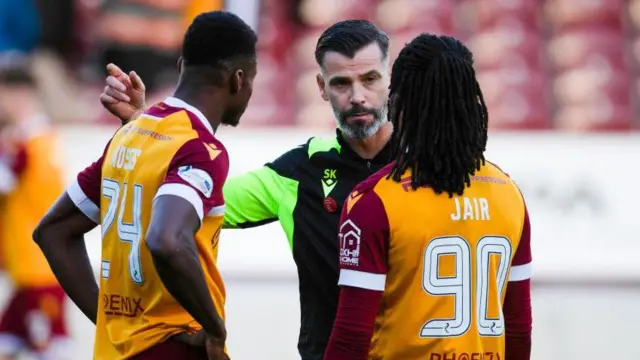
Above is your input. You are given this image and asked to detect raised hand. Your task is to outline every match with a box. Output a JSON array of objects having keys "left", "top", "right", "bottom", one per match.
[{"left": 99, "top": 63, "right": 147, "bottom": 124}]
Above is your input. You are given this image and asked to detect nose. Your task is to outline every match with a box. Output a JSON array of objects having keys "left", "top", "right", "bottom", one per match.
[{"left": 350, "top": 83, "right": 366, "bottom": 105}]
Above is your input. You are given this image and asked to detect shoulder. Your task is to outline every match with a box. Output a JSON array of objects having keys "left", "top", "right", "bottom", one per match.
[
  {"left": 265, "top": 137, "right": 316, "bottom": 178},
  {"left": 307, "top": 136, "right": 341, "bottom": 157},
  {"left": 343, "top": 164, "right": 394, "bottom": 220},
  {"left": 145, "top": 101, "right": 215, "bottom": 142},
  {"left": 170, "top": 137, "right": 228, "bottom": 168},
  {"left": 351, "top": 162, "right": 395, "bottom": 195}
]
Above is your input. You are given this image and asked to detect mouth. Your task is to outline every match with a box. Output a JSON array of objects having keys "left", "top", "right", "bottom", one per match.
[{"left": 347, "top": 113, "right": 373, "bottom": 121}]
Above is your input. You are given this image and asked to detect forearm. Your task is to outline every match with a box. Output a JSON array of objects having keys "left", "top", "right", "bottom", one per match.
[
  {"left": 324, "top": 286, "right": 381, "bottom": 360},
  {"left": 36, "top": 233, "right": 99, "bottom": 324},
  {"left": 150, "top": 234, "right": 224, "bottom": 338},
  {"left": 504, "top": 279, "right": 532, "bottom": 360}
]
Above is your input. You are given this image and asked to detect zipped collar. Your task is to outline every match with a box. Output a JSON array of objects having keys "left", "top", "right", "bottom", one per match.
[{"left": 335, "top": 128, "right": 392, "bottom": 166}]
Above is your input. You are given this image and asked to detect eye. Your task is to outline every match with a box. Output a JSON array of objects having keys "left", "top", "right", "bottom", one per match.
[
  {"left": 363, "top": 75, "right": 379, "bottom": 85},
  {"left": 332, "top": 79, "right": 349, "bottom": 88}
]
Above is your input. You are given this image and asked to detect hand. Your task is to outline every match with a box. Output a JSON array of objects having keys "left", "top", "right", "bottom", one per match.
[
  {"left": 99, "top": 63, "right": 147, "bottom": 125},
  {"left": 173, "top": 330, "right": 207, "bottom": 347},
  {"left": 205, "top": 334, "right": 229, "bottom": 360}
]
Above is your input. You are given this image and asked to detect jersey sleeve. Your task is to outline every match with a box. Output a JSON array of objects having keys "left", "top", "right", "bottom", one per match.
[
  {"left": 509, "top": 206, "right": 532, "bottom": 282},
  {"left": 66, "top": 141, "right": 111, "bottom": 223},
  {"left": 154, "top": 139, "right": 226, "bottom": 222},
  {"left": 337, "top": 189, "right": 390, "bottom": 292},
  {"left": 223, "top": 143, "right": 307, "bottom": 229}
]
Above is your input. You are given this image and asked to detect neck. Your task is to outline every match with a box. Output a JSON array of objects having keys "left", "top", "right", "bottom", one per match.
[
  {"left": 173, "top": 85, "right": 224, "bottom": 132},
  {"left": 343, "top": 121, "right": 393, "bottom": 159}
]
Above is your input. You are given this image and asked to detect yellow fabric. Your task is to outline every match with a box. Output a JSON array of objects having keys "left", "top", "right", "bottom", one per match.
[
  {"left": 0, "top": 131, "right": 64, "bottom": 288},
  {"left": 368, "top": 163, "right": 526, "bottom": 359},
  {"left": 93, "top": 111, "right": 226, "bottom": 360}
]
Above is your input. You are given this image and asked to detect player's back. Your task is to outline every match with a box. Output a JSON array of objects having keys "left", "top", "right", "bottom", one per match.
[
  {"left": 364, "top": 162, "right": 527, "bottom": 359},
  {"left": 95, "top": 98, "right": 229, "bottom": 359}
]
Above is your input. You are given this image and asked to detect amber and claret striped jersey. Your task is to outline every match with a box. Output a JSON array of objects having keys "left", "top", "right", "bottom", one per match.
[
  {"left": 0, "top": 119, "right": 65, "bottom": 288},
  {"left": 337, "top": 162, "right": 532, "bottom": 359},
  {"left": 68, "top": 97, "right": 229, "bottom": 360}
]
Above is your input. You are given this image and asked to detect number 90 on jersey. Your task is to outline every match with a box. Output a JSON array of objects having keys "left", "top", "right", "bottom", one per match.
[{"left": 421, "top": 236, "right": 512, "bottom": 338}]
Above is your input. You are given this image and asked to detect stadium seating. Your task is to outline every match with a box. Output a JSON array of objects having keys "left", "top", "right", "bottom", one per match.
[{"left": 277, "top": 0, "right": 637, "bottom": 131}]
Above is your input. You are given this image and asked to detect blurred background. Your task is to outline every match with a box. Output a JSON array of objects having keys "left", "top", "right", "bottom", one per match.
[{"left": 0, "top": 0, "right": 639, "bottom": 359}]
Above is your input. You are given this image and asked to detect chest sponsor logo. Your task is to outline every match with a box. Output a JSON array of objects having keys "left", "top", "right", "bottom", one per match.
[
  {"left": 338, "top": 219, "right": 361, "bottom": 266},
  {"left": 103, "top": 293, "right": 145, "bottom": 318},
  {"left": 178, "top": 165, "right": 214, "bottom": 198},
  {"left": 322, "top": 168, "right": 338, "bottom": 197}
]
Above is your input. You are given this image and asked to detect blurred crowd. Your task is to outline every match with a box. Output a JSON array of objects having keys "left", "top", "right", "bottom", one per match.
[{"left": 0, "top": 0, "right": 639, "bottom": 131}]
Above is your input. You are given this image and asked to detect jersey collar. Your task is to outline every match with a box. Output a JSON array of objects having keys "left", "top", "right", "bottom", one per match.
[
  {"left": 163, "top": 97, "right": 214, "bottom": 135},
  {"left": 335, "top": 128, "right": 392, "bottom": 165}
]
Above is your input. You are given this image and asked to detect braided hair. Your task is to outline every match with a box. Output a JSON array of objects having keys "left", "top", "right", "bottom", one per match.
[{"left": 388, "top": 34, "right": 489, "bottom": 197}]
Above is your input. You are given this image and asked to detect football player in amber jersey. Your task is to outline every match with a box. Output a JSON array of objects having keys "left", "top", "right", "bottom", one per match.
[
  {"left": 324, "top": 34, "right": 532, "bottom": 360},
  {"left": 0, "top": 66, "right": 71, "bottom": 360},
  {"left": 33, "top": 11, "right": 257, "bottom": 360}
]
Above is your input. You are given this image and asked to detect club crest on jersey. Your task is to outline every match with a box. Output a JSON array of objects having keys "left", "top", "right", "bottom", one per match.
[
  {"left": 338, "top": 219, "right": 361, "bottom": 266},
  {"left": 322, "top": 168, "right": 338, "bottom": 197},
  {"left": 178, "top": 165, "right": 213, "bottom": 198}
]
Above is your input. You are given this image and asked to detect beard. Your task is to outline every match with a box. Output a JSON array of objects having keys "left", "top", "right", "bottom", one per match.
[{"left": 334, "top": 103, "right": 388, "bottom": 140}]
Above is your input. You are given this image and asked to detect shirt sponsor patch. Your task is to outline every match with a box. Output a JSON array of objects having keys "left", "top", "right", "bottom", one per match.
[
  {"left": 177, "top": 165, "right": 213, "bottom": 198},
  {"left": 339, "top": 219, "right": 362, "bottom": 266}
]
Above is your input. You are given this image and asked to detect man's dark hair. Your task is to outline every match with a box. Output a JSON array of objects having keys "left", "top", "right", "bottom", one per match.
[
  {"left": 182, "top": 11, "right": 257, "bottom": 68},
  {"left": 314, "top": 20, "right": 389, "bottom": 66},
  {"left": 0, "top": 66, "right": 36, "bottom": 87},
  {"left": 388, "top": 34, "right": 489, "bottom": 197}
]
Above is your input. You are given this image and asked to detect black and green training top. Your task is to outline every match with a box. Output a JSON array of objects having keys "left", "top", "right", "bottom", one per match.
[{"left": 222, "top": 129, "right": 391, "bottom": 360}]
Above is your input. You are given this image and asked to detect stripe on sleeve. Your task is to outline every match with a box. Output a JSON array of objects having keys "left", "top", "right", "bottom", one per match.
[
  {"left": 338, "top": 269, "right": 386, "bottom": 291},
  {"left": 67, "top": 180, "right": 100, "bottom": 223},
  {"left": 155, "top": 183, "right": 204, "bottom": 220},
  {"left": 509, "top": 262, "right": 533, "bottom": 282}
]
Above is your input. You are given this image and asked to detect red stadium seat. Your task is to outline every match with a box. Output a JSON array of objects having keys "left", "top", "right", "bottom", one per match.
[
  {"left": 467, "top": 26, "right": 543, "bottom": 71},
  {"left": 554, "top": 102, "right": 632, "bottom": 131},
  {"left": 553, "top": 67, "right": 632, "bottom": 131},
  {"left": 553, "top": 66, "right": 630, "bottom": 107},
  {"left": 457, "top": 0, "right": 539, "bottom": 32},
  {"left": 478, "top": 70, "right": 550, "bottom": 130},
  {"left": 375, "top": 0, "right": 455, "bottom": 35},
  {"left": 297, "top": 0, "right": 376, "bottom": 29},
  {"left": 544, "top": 0, "right": 623, "bottom": 31},
  {"left": 547, "top": 28, "right": 626, "bottom": 73}
]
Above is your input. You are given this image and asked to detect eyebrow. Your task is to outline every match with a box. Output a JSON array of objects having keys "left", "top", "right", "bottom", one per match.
[
  {"left": 328, "top": 70, "right": 383, "bottom": 86},
  {"left": 360, "top": 70, "right": 382, "bottom": 79},
  {"left": 328, "top": 76, "right": 351, "bottom": 86}
]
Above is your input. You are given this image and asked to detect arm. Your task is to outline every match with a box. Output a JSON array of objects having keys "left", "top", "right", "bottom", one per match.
[
  {"left": 324, "top": 190, "right": 390, "bottom": 360},
  {"left": 504, "top": 207, "right": 533, "bottom": 359},
  {"left": 33, "top": 194, "right": 99, "bottom": 323},
  {"left": 222, "top": 167, "right": 285, "bottom": 229},
  {"left": 222, "top": 143, "right": 307, "bottom": 249},
  {"left": 32, "top": 146, "right": 106, "bottom": 324},
  {"left": 146, "top": 196, "right": 224, "bottom": 338},
  {"left": 146, "top": 140, "right": 227, "bottom": 340}
]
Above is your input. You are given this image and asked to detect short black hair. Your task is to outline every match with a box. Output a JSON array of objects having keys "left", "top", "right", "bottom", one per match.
[
  {"left": 388, "top": 34, "right": 489, "bottom": 197},
  {"left": 315, "top": 20, "right": 389, "bottom": 66},
  {"left": 182, "top": 11, "right": 257, "bottom": 68},
  {"left": 0, "top": 66, "right": 35, "bottom": 87}
]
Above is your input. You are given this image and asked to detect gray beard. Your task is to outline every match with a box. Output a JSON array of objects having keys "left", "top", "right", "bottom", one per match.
[{"left": 335, "top": 106, "right": 388, "bottom": 140}]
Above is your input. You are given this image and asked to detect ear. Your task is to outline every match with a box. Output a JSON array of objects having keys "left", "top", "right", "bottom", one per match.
[
  {"left": 316, "top": 73, "right": 329, "bottom": 101},
  {"left": 230, "top": 69, "right": 244, "bottom": 94}
]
